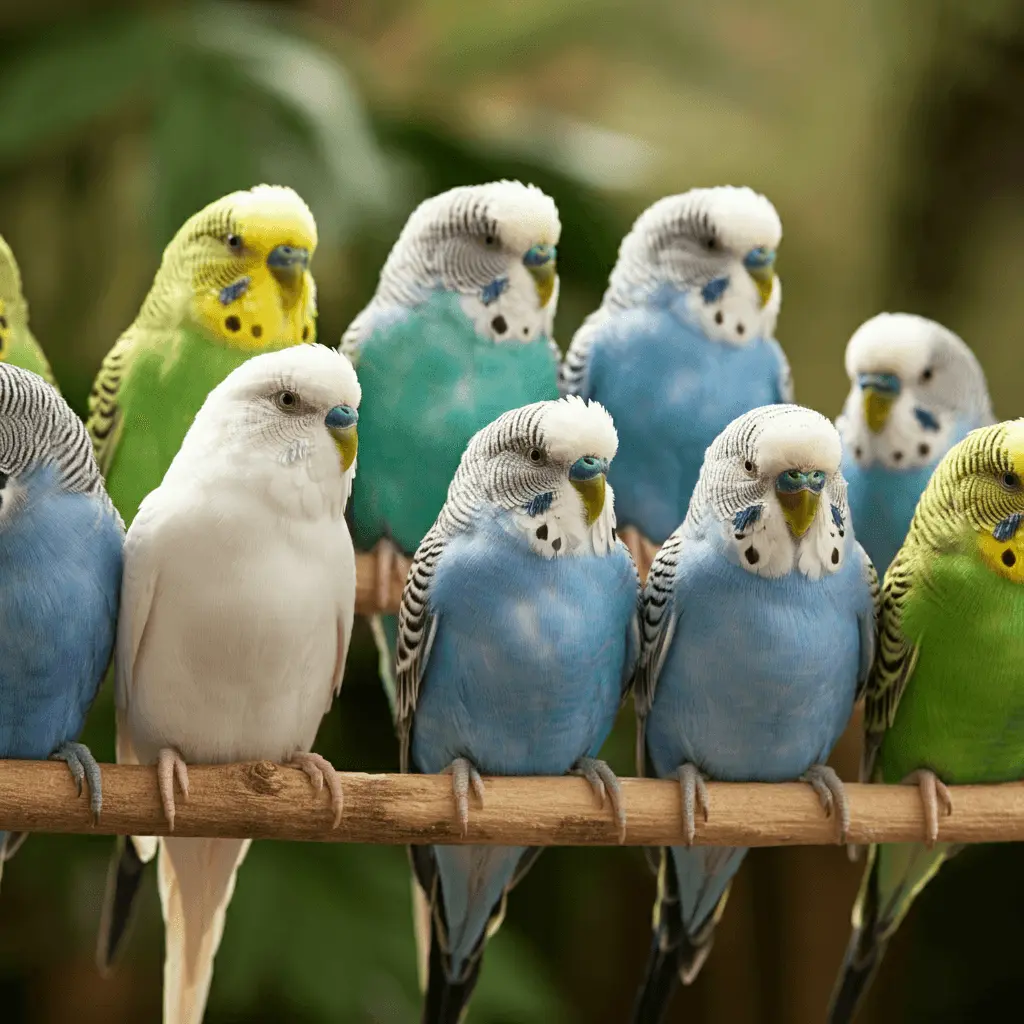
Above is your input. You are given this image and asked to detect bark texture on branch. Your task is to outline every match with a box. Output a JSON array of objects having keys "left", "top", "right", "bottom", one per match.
[
  {"left": 354, "top": 551, "right": 405, "bottom": 616},
  {"left": 0, "top": 761, "right": 1021, "bottom": 847}
]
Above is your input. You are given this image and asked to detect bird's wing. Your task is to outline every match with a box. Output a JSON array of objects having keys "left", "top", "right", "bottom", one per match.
[
  {"left": 86, "top": 330, "right": 139, "bottom": 477},
  {"left": 855, "top": 542, "right": 881, "bottom": 704},
  {"left": 559, "top": 308, "right": 608, "bottom": 397},
  {"left": 769, "top": 337, "right": 795, "bottom": 403},
  {"left": 395, "top": 526, "right": 446, "bottom": 770},
  {"left": 633, "top": 526, "right": 684, "bottom": 775},
  {"left": 860, "top": 548, "right": 920, "bottom": 782}
]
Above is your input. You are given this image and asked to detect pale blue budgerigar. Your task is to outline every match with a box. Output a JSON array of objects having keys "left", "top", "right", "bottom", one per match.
[
  {"left": 561, "top": 186, "right": 792, "bottom": 577},
  {"left": 630, "top": 404, "right": 878, "bottom": 1024},
  {"left": 395, "top": 396, "right": 640, "bottom": 1024},
  {"left": 339, "top": 180, "right": 561, "bottom": 707},
  {"left": 837, "top": 312, "right": 994, "bottom": 576},
  {"left": 0, "top": 364, "right": 124, "bottom": 886}
]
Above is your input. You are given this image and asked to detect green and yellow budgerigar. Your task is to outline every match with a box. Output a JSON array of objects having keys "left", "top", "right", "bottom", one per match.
[
  {"left": 86, "top": 184, "right": 317, "bottom": 525},
  {"left": 0, "top": 234, "right": 56, "bottom": 385},
  {"left": 829, "top": 419, "right": 1024, "bottom": 1023}
]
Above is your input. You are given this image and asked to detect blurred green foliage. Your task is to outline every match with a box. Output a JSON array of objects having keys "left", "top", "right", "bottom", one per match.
[{"left": 1, "top": 1, "right": 1024, "bottom": 1022}]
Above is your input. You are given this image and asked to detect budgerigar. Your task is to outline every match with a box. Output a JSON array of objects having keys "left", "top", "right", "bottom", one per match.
[
  {"left": 631, "top": 405, "right": 878, "bottom": 1024},
  {"left": 829, "top": 419, "right": 1024, "bottom": 1023},
  {"left": 0, "top": 234, "right": 56, "bottom": 385},
  {"left": 396, "top": 396, "right": 639, "bottom": 1024},
  {"left": 339, "top": 180, "right": 562, "bottom": 706},
  {"left": 561, "top": 187, "right": 792, "bottom": 578},
  {"left": 837, "top": 312, "right": 994, "bottom": 576},
  {"left": 87, "top": 183, "right": 318, "bottom": 526},
  {"left": 0, "top": 364, "right": 123, "bottom": 886},
  {"left": 95, "top": 345, "right": 359, "bottom": 1024}
]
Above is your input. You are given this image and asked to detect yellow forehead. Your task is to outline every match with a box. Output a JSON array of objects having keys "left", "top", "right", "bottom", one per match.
[
  {"left": 216, "top": 185, "right": 318, "bottom": 255},
  {"left": 1004, "top": 420, "right": 1024, "bottom": 477}
]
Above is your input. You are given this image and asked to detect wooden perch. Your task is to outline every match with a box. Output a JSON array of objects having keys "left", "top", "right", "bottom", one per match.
[
  {"left": 354, "top": 551, "right": 406, "bottom": 616},
  {"left": 0, "top": 761, "right": 1022, "bottom": 847}
]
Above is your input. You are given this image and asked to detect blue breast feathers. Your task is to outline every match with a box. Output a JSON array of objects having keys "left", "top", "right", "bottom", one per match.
[
  {"left": 411, "top": 512, "right": 636, "bottom": 778},
  {"left": 0, "top": 468, "right": 123, "bottom": 759},
  {"left": 580, "top": 292, "right": 789, "bottom": 543}
]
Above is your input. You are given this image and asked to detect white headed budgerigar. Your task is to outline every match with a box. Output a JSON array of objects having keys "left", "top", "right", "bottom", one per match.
[
  {"left": 561, "top": 186, "right": 792, "bottom": 577},
  {"left": 396, "top": 396, "right": 640, "bottom": 1023},
  {"left": 837, "top": 312, "right": 994, "bottom": 575},
  {"left": 630, "top": 405, "right": 878, "bottom": 1023},
  {"left": 95, "top": 344, "right": 360, "bottom": 1024}
]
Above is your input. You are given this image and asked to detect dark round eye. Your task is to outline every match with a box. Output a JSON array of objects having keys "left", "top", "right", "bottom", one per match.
[
  {"left": 484, "top": 234, "right": 497, "bottom": 247},
  {"left": 921, "top": 367, "right": 934, "bottom": 382},
  {"left": 1002, "top": 471, "right": 1021, "bottom": 490},
  {"left": 705, "top": 235, "right": 719, "bottom": 251},
  {"left": 529, "top": 448, "right": 543, "bottom": 463},
  {"left": 744, "top": 460, "right": 754, "bottom": 473},
  {"left": 226, "top": 233, "right": 243, "bottom": 252},
  {"left": 275, "top": 390, "right": 299, "bottom": 411}
]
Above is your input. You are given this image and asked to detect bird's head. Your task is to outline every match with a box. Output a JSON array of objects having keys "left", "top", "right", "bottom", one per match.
[
  {"left": 145, "top": 184, "right": 318, "bottom": 352},
  {"left": 458, "top": 396, "right": 619, "bottom": 556},
  {"left": 0, "top": 235, "right": 29, "bottom": 364},
  {"left": 840, "top": 313, "right": 993, "bottom": 470},
  {"left": 375, "top": 180, "right": 561, "bottom": 342},
  {"left": 613, "top": 186, "right": 782, "bottom": 343},
  {"left": 696, "top": 405, "right": 847, "bottom": 579}
]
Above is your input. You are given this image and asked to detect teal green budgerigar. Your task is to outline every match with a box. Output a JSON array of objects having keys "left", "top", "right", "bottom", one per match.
[
  {"left": 339, "top": 180, "right": 562, "bottom": 706},
  {"left": 86, "top": 184, "right": 318, "bottom": 526},
  {"left": 829, "top": 419, "right": 1024, "bottom": 1023},
  {"left": 0, "top": 233, "right": 56, "bottom": 385}
]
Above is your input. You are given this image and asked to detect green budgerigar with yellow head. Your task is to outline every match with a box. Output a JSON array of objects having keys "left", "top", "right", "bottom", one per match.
[
  {"left": 87, "top": 184, "right": 317, "bottom": 524},
  {"left": 0, "top": 234, "right": 55, "bottom": 385},
  {"left": 829, "top": 418, "right": 1024, "bottom": 1023}
]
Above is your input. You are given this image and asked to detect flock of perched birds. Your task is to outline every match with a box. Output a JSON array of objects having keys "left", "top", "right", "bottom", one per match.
[{"left": 0, "top": 178, "right": 1015, "bottom": 1024}]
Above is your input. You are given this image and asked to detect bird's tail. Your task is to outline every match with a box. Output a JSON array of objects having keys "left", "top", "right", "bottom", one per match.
[
  {"left": 159, "top": 836, "right": 251, "bottom": 1024},
  {"left": 631, "top": 847, "right": 732, "bottom": 1024},
  {"left": 0, "top": 831, "right": 28, "bottom": 896},
  {"left": 369, "top": 614, "right": 399, "bottom": 715},
  {"left": 828, "top": 841, "right": 954, "bottom": 1024},
  {"left": 97, "top": 835, "right": 154, "bottom": 973},
  {"left": 422, "top": 913, "right": 486, "bottom": 1024}
]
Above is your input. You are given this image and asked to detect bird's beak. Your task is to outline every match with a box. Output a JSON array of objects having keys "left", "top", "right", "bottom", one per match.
[
  {"left": 775, "top": 470, "right": 824, "bottom": 538},
  {"left": 858, "top": 372, "right": 901, "bottom": 434},
  {"left": 524, "top": 244, "right": 557, "bottom": 308},
  {"left": 743, "top": 247, "right": 776, "bottom": 307},
  {"left": 570, "top": 455, "right": 609, "bottom": 525},
  {"left": 325, "top": 404, "right": 358, "bottom": 472},
  {"left": 267, "top": 244, "right": 311, "bottom": 283}
]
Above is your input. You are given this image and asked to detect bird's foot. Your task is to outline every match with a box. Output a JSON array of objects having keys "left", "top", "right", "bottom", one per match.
[
  {"left": 677, "top": 763, "right": 710, "bottom": 845},
  {"left": 290, "top": 751, "right": 345, "bottom": 827},
  {"left": 901, "top": 769, "right": 953, "bottom": 846},
  {"left": 444, "top": 757, "right": 486, "bottom": 836},
  {"left": 156, "top": 748, "right": 190, "bottom": 832},
  {"left": 374, "top": 537, "right": 412, "bottom": 612},
  {"left": 51, "top": 741, "right": 103, "bottom": 823},
  {"left": 800, "top": 764, "right": 850, "bottom": 844},
  {"left": 571, "top": 756, "right": 626, "bottom": 842},
  {"left": 619, "top": 526, "right": 659, "bottom": 583}
]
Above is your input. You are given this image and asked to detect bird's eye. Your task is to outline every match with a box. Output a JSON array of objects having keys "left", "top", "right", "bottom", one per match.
[
  {"left": 226, "top": 233, "right": 243, "bottom": 252},
  {"left": 529, "top": 447, "right": 543, "bottom": 463},
  {"left": 921, "top": 367, "right": 934, "bottom": 383},
  {"left": 1001, "top": 471, "right": 1021, "bottom": 490},
  {"left": 705, "top": 235, "right": 719, "bottom": 251},
  {"left": 744, "top": 459, "right": 755, "bottom": 473},
  {"left": 275, "top": 390, "right": 299, "bottom": 411},
  {"left": 484, "top": 234, "right": 497, "bottom": 247}
]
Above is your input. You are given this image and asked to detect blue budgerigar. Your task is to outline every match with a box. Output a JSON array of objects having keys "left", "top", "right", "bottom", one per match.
[
  {"left": 561, "top": 186, "right": 792, "bottom": 577},
  {"left": 0, "top": 364, "right": 123, "bottom": 885},
  {"left": 837, "top": 312, "right": 994, "bottom": 576},
  {"left": 395, "top": 396, "right": 640, "bottom": 1024},
  {"left": 339, "top": 180, "right": 562, "bottom": 708},
  {"left": 630, "top": 405, "right": 878, "bottom": 1024}
]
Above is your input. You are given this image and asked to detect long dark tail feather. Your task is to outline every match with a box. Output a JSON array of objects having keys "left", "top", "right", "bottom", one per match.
[
  {"left": 96, "top": 837, "right": 148, "bottom": 974},
  {"left": 422, "top": 914, "right": 485, "bottom": 1024},
  {"left": 631, "top": 928, "right": 683, "bottom": 1024},
  {"left": 827, "top": 927, "right": 886, "bottom": 1024}
]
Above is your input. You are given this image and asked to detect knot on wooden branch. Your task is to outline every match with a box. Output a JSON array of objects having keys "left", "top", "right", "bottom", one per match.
[{"left": 243, "top": 761, "right": 283, "bottom": 796}]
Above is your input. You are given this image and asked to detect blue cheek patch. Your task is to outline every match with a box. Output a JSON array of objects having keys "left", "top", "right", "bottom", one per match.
[
  {"left": 701, "top": 277, "right": 730, "bottom": 304},
  {"left": 482, "top": 278, "right": 509, "bottom": 305},
  {"left": 219, "top": 277, "right": 251, "bottom": 306},
  {"left": 525, "top": 492, "right": 553, "bottom": 517},
  {"left": 831, "top": 504, "right": 845, "bottom": 530},
  {"left": 733, "top": 505, "right": 762, "bottom": 533},
  {"left": 993, "top": 513, "right": 1023, "bottom": 542},
  {"left": 913, "top": 407, "right": 941, "bottom": 432}
]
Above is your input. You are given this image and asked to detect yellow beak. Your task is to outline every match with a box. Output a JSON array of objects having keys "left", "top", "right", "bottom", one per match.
[
  {"left": 776, "top": 487, "right": 820, "bottom": 538},
  {"left": 863, "top": 391, "right": 895, "bottom": 434},
  {"left": 571, "top": 474, "right": 606, "bottom": 525},
  {"left": 746, "top": 265, "right": 775, "bottom": 308},
  {"left": 527, "top": 262, "right": 556, "bottom": 308},
  {"left": 329, "top": 425, "right": 358, "bottom": 472}
]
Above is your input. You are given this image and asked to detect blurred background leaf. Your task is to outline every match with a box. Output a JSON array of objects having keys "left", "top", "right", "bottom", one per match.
[{"left": 1, "top": 0, "right": 1024, "bottom": 1022}]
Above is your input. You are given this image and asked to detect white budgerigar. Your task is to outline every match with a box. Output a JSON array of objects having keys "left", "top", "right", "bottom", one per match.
[{"left": 96, "top": 343, "right": 360, "bottom": 1024}]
